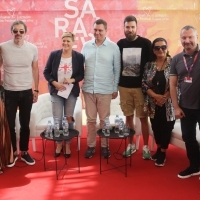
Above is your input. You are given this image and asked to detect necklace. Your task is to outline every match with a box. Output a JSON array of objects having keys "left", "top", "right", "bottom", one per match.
[
  {"left": 156, "top": 58, "right": 166, "bottom": 71},
  {"left": 156, "top": 58, "right": 167, "bottom": 86}
]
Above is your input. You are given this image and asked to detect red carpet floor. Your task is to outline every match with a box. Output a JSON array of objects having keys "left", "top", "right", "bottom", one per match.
[{"left": 1, "top": 135, "right": 200, "bottom": 200}]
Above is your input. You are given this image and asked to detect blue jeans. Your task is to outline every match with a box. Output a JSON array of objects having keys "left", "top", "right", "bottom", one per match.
[
  {"left": 5, "top": 89, "right": 33, "bottom": 152},
  {"left": 180, "top": 107, "right": 200, "bottom": 169},
  {"left": 51, "top": 93, "right": 77, "bottom": 143}
]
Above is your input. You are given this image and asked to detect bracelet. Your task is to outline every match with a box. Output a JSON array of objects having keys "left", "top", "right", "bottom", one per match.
[{"left": 34, "top": 90, "right": 39, "bottom": 93}]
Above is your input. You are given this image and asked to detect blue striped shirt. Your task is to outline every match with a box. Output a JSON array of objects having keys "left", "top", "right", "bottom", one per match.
[{"left": 81, "top": 38, "right": 121, "bottom": 94}]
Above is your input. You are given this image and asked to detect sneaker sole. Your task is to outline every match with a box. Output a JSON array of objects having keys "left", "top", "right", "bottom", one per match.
[
  {"left": 155, "top": 159, "right": 166, "bottom": 167},
  {"left": 123, "top": 149, "right": 136, "bottom": 157},
  {"left": 143, "top": 156, "right": 151, "bottom": 160},
  {"left": 7, "top": 157, "right": 18, "bottom": 168},
  {"left": 155, "top": 162, "right": 165, "bottom": 167},
  {"left": 178, "top": 171, "right": 200, "bottom": 179},
  {"left": 151, "top": 158, "right": 157, "bottom": 161},
  {"left": 21, "top": 158, "right": 35, "bottom": 165}
]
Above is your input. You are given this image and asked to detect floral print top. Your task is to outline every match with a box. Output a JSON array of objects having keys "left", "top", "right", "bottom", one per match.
[{"left": 142, "top": 57, "right": 175, "bottom": 121}]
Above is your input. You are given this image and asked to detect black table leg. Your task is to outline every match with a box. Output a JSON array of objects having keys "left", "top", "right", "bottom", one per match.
[
  {"left": 100, "top": 136, "right": 101, "bottom": 174},
  {"left": 42, "top": 138, "right": 46, "bottom": 171},
  {"left": 77, "top": 136, "right": 80, "bottom": 173},
  {"left": 125, "top": 137, "right": 127, "bottom": 177},
  {"left": 54, "top": 141, "right": 59, "bottom": 180}
]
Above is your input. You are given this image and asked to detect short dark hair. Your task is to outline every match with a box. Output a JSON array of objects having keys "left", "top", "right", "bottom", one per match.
[
  {"left": 11, "top": 20, "right": 27, "bottom": 33},
  {"left": 181, "top": 25, "right": 197, "bottom": 33},
  {"left": 124, "top": 15, "right": 137, "bottom": 25},
  {"left": 151, "top": 37, "right": 170, "bottom": 61},
  {"left": 94, "top": 19, "right": 107, "bottom": 30}
]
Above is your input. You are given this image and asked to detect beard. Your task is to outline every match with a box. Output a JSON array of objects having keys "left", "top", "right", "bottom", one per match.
[
  {"left": 183, "top": 43, "right": 194, "bottom": 51},
  {"left": 125, "top": 32, "right": 137, "bottom": 41}
]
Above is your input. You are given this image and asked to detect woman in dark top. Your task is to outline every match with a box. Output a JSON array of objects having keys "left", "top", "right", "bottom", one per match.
[
  {"left": 0, "top": 85, "right": 13, "bottom": 174},
  {"left": 142, "top": 38, "right": 175, "bottom": 166},
  {"left": 43, "top": 32, "right": 84, "bottom": 158}
]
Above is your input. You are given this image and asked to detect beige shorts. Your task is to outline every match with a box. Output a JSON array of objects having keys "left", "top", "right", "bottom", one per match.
[{"left": 118, "top": 86, "right": 147, "bottom": 118}]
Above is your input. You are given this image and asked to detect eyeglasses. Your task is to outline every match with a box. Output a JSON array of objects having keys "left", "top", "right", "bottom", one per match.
[
  {"left": 12, "top": 29, "right": 25, "bottom": 34},
  {"left": 153, "top": 45, "right": 167, "bottom": 51}
]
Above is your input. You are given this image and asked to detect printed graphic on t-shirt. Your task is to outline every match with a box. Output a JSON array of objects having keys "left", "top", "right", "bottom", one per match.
[
  {"left": 57, "top": 57, "right": 72, "bottom": 83},
  {"left": 122, "top": 48, "right": 141, "bottom": 76}
]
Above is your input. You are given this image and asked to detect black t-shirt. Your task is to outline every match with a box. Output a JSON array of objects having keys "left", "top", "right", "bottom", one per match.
[
  {"left": 117, "top": 36, "right": 151, "bottom": 88},
  {"left": 152, "top": 70, "right": 166, "bottom": 95}
]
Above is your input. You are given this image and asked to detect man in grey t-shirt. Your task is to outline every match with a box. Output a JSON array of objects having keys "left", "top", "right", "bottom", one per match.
[
  {"left": 0, "top": 20, "right": 39, "bottom": 166},
  {"left": 170, "top": 25, "right": 200, "bottom": 179}
]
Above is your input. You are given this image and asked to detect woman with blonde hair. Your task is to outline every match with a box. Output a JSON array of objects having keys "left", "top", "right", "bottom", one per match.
[{"left": 43, "top": 32, "right": 84, "bottom": 158}]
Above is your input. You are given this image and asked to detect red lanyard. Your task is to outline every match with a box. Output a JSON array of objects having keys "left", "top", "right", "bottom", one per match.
[{"left": 183, "top": 52, "right": 198, "bottom": 76}]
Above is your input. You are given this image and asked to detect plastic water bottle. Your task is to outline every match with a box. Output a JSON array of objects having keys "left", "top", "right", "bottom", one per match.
[
  {"left": 62, "top": 116, "right": 69, "bottom": 136},
  {"left": 114, "top": 114, "right": 120, "bottom": 134},
  {"left": 54, "top": 118, "right": 60, "bottom": 137},
  {"left": 118, "top": 118, "right": 124, "bottom": 137},
  {"left": 102, "top": 116, "right": 111, "bottom": 136},
  {"left": 123, "top": 125, "right": 130, "bottom": 137},
  {"left": 45, "top": 120, "right": 53, "bottom": 138},
  {"left": 49, "top": 125, "right": 53, "bottom": 138}
]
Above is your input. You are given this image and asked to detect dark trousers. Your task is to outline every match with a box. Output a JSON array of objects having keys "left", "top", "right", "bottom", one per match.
[
  {"left": 150, "top": 106, "right": 175, "bottom": 149},
  {"left": 5, "top": 89, "right": 33, "bottom": 152},
  {"left": 180, "top": 107, "right": 200, "bottom": 169}
]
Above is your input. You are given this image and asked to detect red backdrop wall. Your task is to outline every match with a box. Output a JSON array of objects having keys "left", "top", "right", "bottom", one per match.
[{"left": 0, "top": 0, "right": 199, "bottom": 93}]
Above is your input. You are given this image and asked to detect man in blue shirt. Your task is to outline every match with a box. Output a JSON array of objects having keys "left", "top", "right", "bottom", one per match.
[{"left": 82, "top": 19, "right": 120, "bottom": 159}]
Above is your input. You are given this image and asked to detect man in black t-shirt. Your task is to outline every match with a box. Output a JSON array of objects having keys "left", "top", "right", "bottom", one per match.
[{"left": 117, "top": 15, "right": 152, "bottom": 159}]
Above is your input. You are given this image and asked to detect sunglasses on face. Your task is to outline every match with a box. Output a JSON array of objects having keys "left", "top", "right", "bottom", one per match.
[
  {"left": 153, "top": 45, "right": 167, "bottom": 51},
  {"left": 12, "top": 29, "right": 25, "bottom": 34}
]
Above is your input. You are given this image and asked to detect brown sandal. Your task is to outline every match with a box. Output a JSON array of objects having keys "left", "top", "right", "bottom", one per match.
[{"left": 0, "top": 169, "right": 3, "bottom": 174}]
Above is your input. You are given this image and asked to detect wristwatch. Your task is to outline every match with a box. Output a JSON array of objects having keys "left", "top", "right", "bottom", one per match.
[{"left": 34, "top": 90, "right": 39, "bottom": 93}]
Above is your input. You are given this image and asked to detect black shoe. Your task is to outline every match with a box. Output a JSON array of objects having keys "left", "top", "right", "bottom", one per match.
[
  {"left": 85, "top": 147, "right": 95, "bottom": 158},
  {"left": 64, "top": 153, "right": 71, "bottom": 158},
  {"left": 54, "top": 147, "right": 63, "bottom": 157},
  {"left": 155, "top": 151, "right": 166, "bottom": 167},
  {"left": 54, "top": 152, "right": 61, "bottom": 157},
  {"left": 7, "top": 155, "right": 18, "bottom": 168},
  {"left": 101, "top": 147, "right": 111, "bottom": 159},
  {"left": 151, "top": 148, "right": 161, "bottom": 161},
  {"left": 21, "top": 152, "right": 35, "bottom": 165},
  {"left": 64, "top": 143, "right": 71, "bottom": 158},
  {"left": 178, "top": 167, "right": 200, "bottom": 179}
]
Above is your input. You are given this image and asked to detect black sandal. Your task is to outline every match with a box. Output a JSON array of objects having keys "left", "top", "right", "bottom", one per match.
[{"left": 54, "top": 147, "right": 63, "bottom": 157}]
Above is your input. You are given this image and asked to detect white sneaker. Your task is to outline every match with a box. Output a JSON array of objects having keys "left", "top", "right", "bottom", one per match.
[
  {"left": 142, "top": 145, "right": 151, "bottom": 160},
  {"left": 122, "top": 143, "right": 136, "bottom": 157}
]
